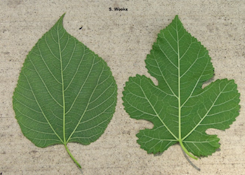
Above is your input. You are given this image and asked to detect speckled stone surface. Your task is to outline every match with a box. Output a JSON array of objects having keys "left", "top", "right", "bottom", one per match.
[{"left": 0, "top": 0, "right": 245, "bottom": 174}]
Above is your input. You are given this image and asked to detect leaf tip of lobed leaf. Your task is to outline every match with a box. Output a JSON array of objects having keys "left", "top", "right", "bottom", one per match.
[
  {"left": 173, "top": 15, "right": 182, "bottom": 24},
  {"left": 174, "top": 15, "right": 179, "bottom": 20}
]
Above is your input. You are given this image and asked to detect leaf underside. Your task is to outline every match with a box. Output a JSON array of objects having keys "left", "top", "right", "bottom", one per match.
[
  {"left": 122, "top": 15, "right": 240, "bottom": 158},
  {"left": 13, "top": 14, "right": 117, "bottom": 168}
]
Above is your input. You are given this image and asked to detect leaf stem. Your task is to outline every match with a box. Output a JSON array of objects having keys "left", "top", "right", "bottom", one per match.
[
  {"left": 64, "top": 144, "right": 82, "bottom": 169},
  {"left": 179, "top": 140, "right": 198, "bottom": 160}
]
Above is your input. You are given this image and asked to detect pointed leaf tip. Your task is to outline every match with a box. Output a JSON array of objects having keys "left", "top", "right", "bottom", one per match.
[
  {"left": 59, "top": 13, "right": 66, "bottom": 23},
  {"left": 54, "top": 13, "right": 66, "bottom": 27},
  {"left": 60, "top": 13, "right": 66, "bottom": 20}
]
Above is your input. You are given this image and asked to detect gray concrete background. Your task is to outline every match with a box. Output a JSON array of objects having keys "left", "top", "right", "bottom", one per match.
[{"left": 1, "top": 0, "right": 245, "bottom": 174}]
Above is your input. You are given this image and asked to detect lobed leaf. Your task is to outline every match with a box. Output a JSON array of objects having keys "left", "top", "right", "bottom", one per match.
[{"left": 122, "top": 15, "right": 240, "bottom": 158}]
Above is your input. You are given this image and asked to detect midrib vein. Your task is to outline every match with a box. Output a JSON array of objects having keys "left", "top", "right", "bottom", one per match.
[
  {"left": 55, "top": 16, "right": 82, "bottom": 169},
  {"left": 176, "top": 21, "right": 197, "bottom": 159},
  {"left": 177, "top": 26, "right": 181, "bottom": 142},
  {"left": 57, "top": 29, "right": 66, "bottom": 144}
]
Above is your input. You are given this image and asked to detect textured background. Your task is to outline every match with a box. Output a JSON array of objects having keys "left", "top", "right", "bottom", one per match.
[{"left": 1, "top": 0, "right": 245, "bottom": 174}]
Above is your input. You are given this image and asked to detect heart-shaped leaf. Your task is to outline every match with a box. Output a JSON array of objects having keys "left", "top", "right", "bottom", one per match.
[{"left": 13, "top": 14, "right": 117, "bottom": 168}]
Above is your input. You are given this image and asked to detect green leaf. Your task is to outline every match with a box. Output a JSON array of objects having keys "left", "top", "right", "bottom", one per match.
[
  {"left": 122, "top": 15, "right": 240, "bottom": 159},
  {"left": 13, "top": 14, "right": 117, "bottom": 168}
]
